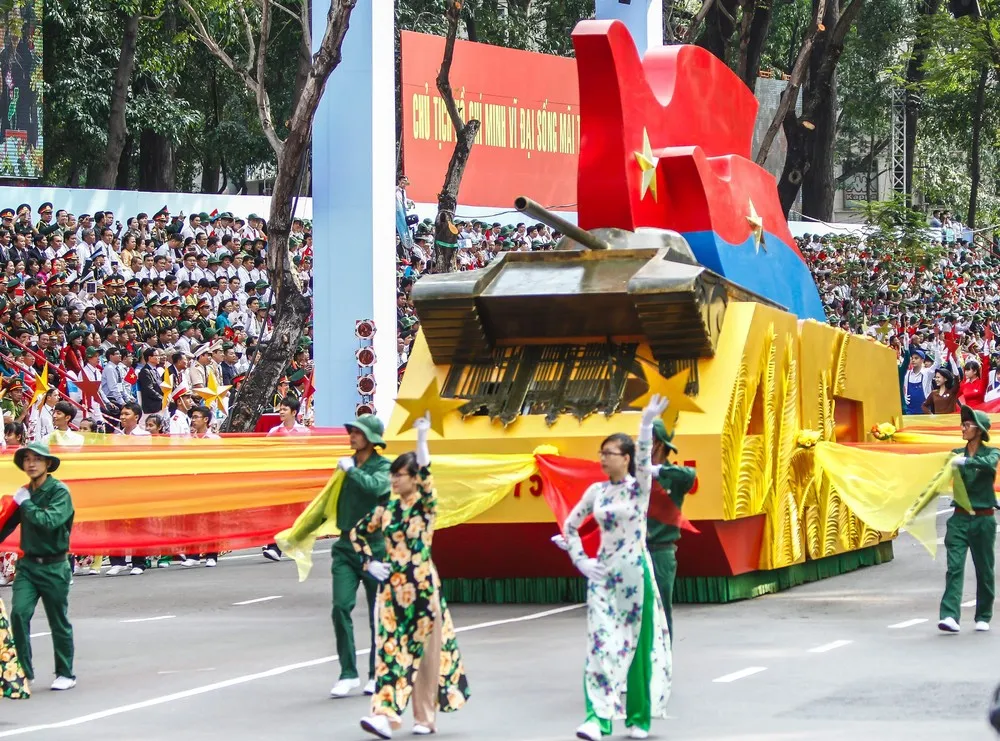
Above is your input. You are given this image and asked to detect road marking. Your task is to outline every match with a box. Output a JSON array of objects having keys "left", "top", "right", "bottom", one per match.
[
  {"left": 221, "top": 548, "right": 324, "bottom": 561},
  {"left": 0, "top": 604, "right": 585, "bottom": 737},
  {"left": 807, "top": 639, "right": 852, "bottom": 653},
  {"left": 29, "top": 632, "right": 50, "bottom": 638},
  {"left": 888, "top": 618, "right": 927, "bottom": 629},
  {"left": 963, "top": 600, "right": 977, "bottom": 607},
  {"left": 936, "top": 537, "right": 945, "bottom": 545},
  {"left": 157, "top": 668, "right": 216, "bottom": 675},
  {"left": 713, "top": 667, "right": 767, "bottom": 683},
  {"left": 121, "top": 615, "right": 176, "bottom": 624},
  {"left": 233, "top": 596, "right": 282, "bottom": 606},
  {"left": 937, "top": 508, "right": 952, "bottom": 516}
]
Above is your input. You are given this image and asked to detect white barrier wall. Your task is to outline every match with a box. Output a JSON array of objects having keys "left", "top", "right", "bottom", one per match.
[{"left": 0, "top": 186, "right": 312, "bottom": 222}]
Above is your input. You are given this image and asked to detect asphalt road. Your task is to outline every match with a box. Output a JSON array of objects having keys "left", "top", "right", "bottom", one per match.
[{"left": 1, "top": 503, "right": 999, "bottom": 741}]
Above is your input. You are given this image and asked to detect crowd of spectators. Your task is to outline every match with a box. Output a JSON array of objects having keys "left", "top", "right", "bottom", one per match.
[{"left": 0, "top": 202, "right": 317, "bottom": 443}]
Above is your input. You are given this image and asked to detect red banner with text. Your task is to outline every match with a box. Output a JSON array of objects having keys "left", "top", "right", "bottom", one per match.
[{"left": 400, "top": 31, "right": 579, "bottom": 211}]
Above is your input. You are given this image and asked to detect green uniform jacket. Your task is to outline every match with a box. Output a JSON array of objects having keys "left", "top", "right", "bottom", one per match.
[
  {"left": 647, "top": 463, "right": 697, "bottom": 548},
  {"left": 0, "top": 475, "right": 74, "bottom": 555},
  {"left": 333, "top": 452, "right": 390, "bottom": 554},
  {"left": 953, "top": 444, "right": 1000, "bottom": 510}
]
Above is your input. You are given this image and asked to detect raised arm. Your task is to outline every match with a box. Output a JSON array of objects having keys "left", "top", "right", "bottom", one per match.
[{"left": 638, "top": 394, "right": 670, "bottom": 503}]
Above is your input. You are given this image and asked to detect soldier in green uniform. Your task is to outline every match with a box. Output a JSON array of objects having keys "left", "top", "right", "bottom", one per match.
[
  {"left": 939, "top": 405, "right": 999, "bottom": 634},
  {"left": 0, "top": 441, "right": 76, "bottom": 690},
  {"left": 648, "top": 419, "right": 696, "bottom": 644},
  {"left": 329, "top": 414, "right": 391, "bottom": 699}
]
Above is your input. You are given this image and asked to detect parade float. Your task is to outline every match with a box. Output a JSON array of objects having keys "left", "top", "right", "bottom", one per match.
[{"left": 383, "top": 19, "right": 903, "bottom": 604}]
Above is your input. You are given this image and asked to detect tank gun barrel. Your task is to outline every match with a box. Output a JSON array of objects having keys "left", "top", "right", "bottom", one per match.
[{"left": 514, "top": 196, "right": 609, "bottom": 250}]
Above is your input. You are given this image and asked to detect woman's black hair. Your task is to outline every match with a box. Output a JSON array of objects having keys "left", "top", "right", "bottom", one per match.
[
  {"left": 934, "top": 367, "right": 956, "bottom": 391},
  {"left": 967, "top": 360, "right": 981, "bottom": 378},
  {"left": 390, "top": 451, "right": 420, "bottom": 477},
  {"left": 600, "top": 432, "right": 636, "bottom": 477},
  {"left": 4, "top": 421, "right": 24, "bottom": 444}
]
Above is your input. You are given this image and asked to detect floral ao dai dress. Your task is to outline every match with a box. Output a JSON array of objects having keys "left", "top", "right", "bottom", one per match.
[
  {"left": 0, "top": 597, "right": 28, "bottom": 699},
  {"left": 564, "top": 433, "right": 671, "bottom": 731},
  {"left": 350, "top": 465, "right": 469, "bottom": 729}
]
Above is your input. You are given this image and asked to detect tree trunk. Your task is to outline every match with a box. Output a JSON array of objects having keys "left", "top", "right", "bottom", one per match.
[
  {"left": 904, "top": 0, "right": 942, "bottom": 200},
  {"left": 432, "top": 122, "right": 480, "bottom": 273},
  {"left": 739, "top": 0, "right": 774, "bottom": 92},
  {"left": 138, "top": 128, "right": 175, "bottom": 191},
  {"left": 835, "top": 136, "right": 888, "bottom": 185},
  {"left": 776, "top": 0, "right": 864, "bottom": 216},
  {"left": 91, "top": 13, "right": 141, "bottom": 190},
  {"left": 968, "top": 66, "right": 989, "bottom": 228},
  {"left": 116, "top": 135, "right": 133, "bottom": 189},
  {"left": 222, "top": 0, "right": 359, "bottom": 432},
  {"left": 696, "top": 0, "right": 741, "bottom": 63},
  {"left": 800, "top": 0, "right": 839, "bottom": 220}
]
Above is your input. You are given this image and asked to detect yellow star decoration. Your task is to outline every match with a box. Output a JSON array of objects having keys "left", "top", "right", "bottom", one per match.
[
  {"left": 195, "top": 373, "right": 232, "bottom": 413},
  {"left": 160, "top": 368, "right": 173, "bottom": 411},
  {"left": 394, "top": 377, "right": 467, "bottom": 437},
  {"left": 747, "top": 198, "right": 765, "bottom": 254},
  {"left": 632, "top": 367, "right": 703, "bottom": 432},
  {"left": 634, "top": 127, "right": 659, "bottom": 202},
  {"left": 28, "top": 363, "right": 48, "bottom": 408}
]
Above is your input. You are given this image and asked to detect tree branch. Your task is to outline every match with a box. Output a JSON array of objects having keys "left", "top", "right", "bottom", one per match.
[
  {"left": 268, "top": 0, "right": 300, "bottom": 23},
  {"left": 255, "top": 0, "right": 284, "bottom": 156},
  {"left": 754, "top": 0, "right": 827, "bottom": 164},
  {"left": 436, "top": 1, "right": 465, "bottom": 135},
  {"left": 685, "top": 0, "right": 716, "bottom": 41},
  {"left": 835, "top": 137, "right": 888, "bottom": 185},
  {"left": 299, "top": 0, "right": 311, "bottom": 60},
  {"left": 238, "top": 4, "right": 257, "bottom": 74},
  {"left": 179, "top": 0, "right": 260, "bottom": 96},
  {"left": 138, "top": 10, "right": 164, "bottom": 22}
]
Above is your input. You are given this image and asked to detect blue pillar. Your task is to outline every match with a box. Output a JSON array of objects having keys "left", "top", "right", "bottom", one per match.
[
  {"left": 595, "top": 0, "right": 663, "bottom": 55},
  {"left": 312, "top": 0, "right": 397, "bottom": 426}
]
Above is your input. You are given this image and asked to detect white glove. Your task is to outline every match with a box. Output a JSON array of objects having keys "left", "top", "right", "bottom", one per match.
[
  {"left": 338, "top": 457, "right": 355, "bottom": 472},
  {"left": 12, "top": 487, "right": 30, "bottom": 506},
  {"left": 952, "top": 456, "right": 967, "bottom": 467},
  {"left": 366, "top": 560, "right": 390, "bottom": 581},
  {"left": 575, "top": 557, "right": 606, "bottom": 582},
  {"left": 550, "top": 533, "right": 569, "bottom": 551},
  {"left": 651, "top": 464, "right": 663, "bottom": 478},
  {"left": 414, "top": 411, "right": 431, "bottom": 468},
  {"left": 641, "top": 393, "right": 670, "bottom": 427}
]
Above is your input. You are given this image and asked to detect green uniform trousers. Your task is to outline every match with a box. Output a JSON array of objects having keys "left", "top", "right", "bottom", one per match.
[
  {"left": 331, "top": 544, "right": 378, "bottom": 681},
  {"left": 584, "top": 560, "right": 655, "bottom": 734},
  {"left": 940, "top": 513, "right": 996, "bottom": 624},
  {"left": 10, "top": 558, "right": 75, "bottom": 681},
  {"left": 649, "top": 545, "right": 677, "bottom": 644}
]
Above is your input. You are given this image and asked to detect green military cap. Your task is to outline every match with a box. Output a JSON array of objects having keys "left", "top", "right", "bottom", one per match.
[
  {"left": 85, "top": 346, "right": 101, "bottom": 358},
  {"left": 178, "top": 320, "right": 193, "bottom": 331},
  {"left": 344, "top": 413, "right": 386, "bottom": 448},
  {"left": 67, "top": 329, "right": 85, "bottom": 342},
  {"left": 960, "top": 405, "right": 991, "bottom": 442},
  {"left": 5, "top": 278, "right": 18, "bottom": 290},
  {"left": 257, "top": 302, "right": 270, "bottom": 311},
  {"left": 14, "top": 440, "right": 60, "bottom": 472},
  {"left": 197, "top": 212, "right": 210, "bottom": 221},
  {"left": 248, "top": 213, "right": 260, "bottom": 220},
  {"left": 207, "top": 254, "right": 221, "bottom": 265},
  {"left": 203, "top": 328, "right": 219, "bottom": 340},
  {"left": 222, "top": 341, "right": 234, "bottom": 351},
  {"left": 255, "top": 280, "right": 269, "bottom": 290},
  {"left": 652, "top": 418, "right": 678, "bottom": 454}
]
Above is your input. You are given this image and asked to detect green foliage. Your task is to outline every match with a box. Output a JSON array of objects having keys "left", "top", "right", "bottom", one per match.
[{"left": 862, "top": 193, "right": 944, "bottom": 266}]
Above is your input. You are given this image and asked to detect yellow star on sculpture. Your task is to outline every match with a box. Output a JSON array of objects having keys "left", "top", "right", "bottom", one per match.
[
  {"left": 632, "top": 367, "right": 703, "bottom": 432},
  {"left": 394, "top": 377, "right": 467, "bottom": 437},
  {"left": 747, "top": 198, "right": 765, "bottom": 254},
  {"left": 160, "top": 367, "right": 173, "bottom": 411},
  {"left": 195, "top": 373, "right": 232, "bottom": 413},
  {"left": 634, "top": 127, "right": 659, "bottom": 202},
  {"left": 28, "top": 363, "right": 48, "bottom": 408}
]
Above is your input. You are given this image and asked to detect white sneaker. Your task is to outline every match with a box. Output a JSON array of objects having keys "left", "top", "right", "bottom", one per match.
[
  {"left": 976, "top": 621, "right": 991, "bottom": 632},
  {"left": 412, "top": 725, "right": 434, "bottom": 735},
  {"left": 938, "top": 617, "right": 961, "bottom": 633},
  {"left": 364, "top": 678, "right": 376, "bottom": 695},
  {"left": 179, "top": 558, "right": 198, "bottom": 568},
  {"left": 360, "top": 715, "right": 392, "bottom": 739},
  {"left": 157, "top": 560, "right": 170, "bottom": 568},
  {"left": 205, "top": 558, "right": 217, "bottom": 568},
  {"left": 576, "top": 721, "right": 602, "bottom": 741},
  {"left": 50, "top": 676, "right": 76, "bottom": 691},
  {"left": 628, "top": 728, "right": 649, "bottom": 740},
  {"left": 106, "top": 565, "right": 128, "bottom": 576},
  {"left": 262, "top": 547, "right": 281, "bottom": 562},
  {"left": 330, "top": 677, "right": 360, "bottom": 697},
  {"left": 130, "top": 567, "right": 145, "bottom": 576}
]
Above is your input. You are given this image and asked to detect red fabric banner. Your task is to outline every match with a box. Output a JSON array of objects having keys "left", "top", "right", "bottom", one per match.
[{"left": 535, "top": 454, "right": 696, "bottom": 559}]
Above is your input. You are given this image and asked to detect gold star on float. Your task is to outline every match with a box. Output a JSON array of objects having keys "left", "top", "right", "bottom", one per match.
[
  {"left": 634, "top": 127, "right": 659, "bottom": 202},
  {"left": 195, "top": 373, "right": 232, "bottom": 413},
  {"left": 160, "top": 367, "right": 173, "bottom": 411},
  {"left": 28, "top": 363, "right": 48, "bottom": 408},
  {"left": 747, "top": 198, "right": 765, "bottom": 254},
  {"left": 632, "top": 367, "right": 703, "bottom": 432},
  {"left": 394, "top": 377, "right": 467, "bottom": 437}
]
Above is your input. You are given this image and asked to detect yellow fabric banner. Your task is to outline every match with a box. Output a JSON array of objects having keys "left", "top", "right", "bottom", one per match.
[
  {"left": 813, "top": 442, "right": 971, "bottom": 556},
  {"left": 275, "top": 454, "right": 539, "bottom": 581}
]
